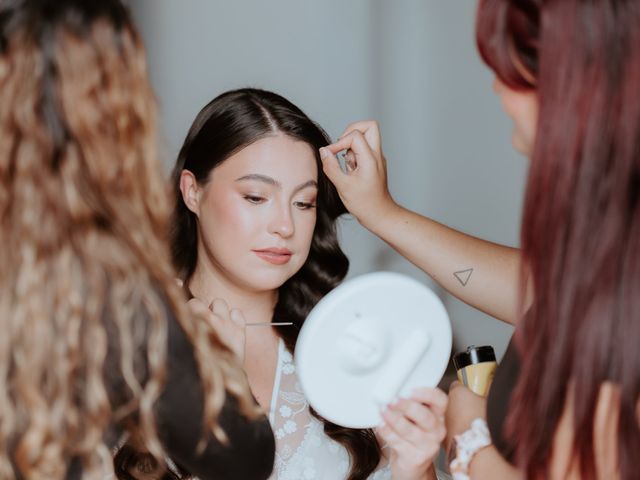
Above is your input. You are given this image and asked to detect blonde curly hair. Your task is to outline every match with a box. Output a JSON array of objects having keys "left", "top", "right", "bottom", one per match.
[{"left": 0, "top": 1, "right": 257, "bottom": 478}]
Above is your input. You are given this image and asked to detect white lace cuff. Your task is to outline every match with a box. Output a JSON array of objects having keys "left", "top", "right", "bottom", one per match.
[{"left": 449, "top": 418, "right": 491, "bottom": 480}]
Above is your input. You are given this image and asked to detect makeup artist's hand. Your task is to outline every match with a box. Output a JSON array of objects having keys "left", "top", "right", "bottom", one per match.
[
  {"left": 377, "top": 387, "right": 448, "bottom": 480},
  {"left": 445, "top": 381, "right": 487, "bottom": 453},
  {"left": 320, "top": 120, "right": 397, "bottom": 229},
  {"left": 187, "top": 297, "right": 246, "bottom": 363}
]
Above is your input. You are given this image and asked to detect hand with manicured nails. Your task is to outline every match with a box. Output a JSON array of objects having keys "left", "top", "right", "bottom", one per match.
[
  {"left": 187, "top": 297, "right": 247, "bottom": 363},
  {"left": 376, "top": 387, "right": 448, "bottom": 480},
  {"left": 320, "top": 121, "right": 398, "bottom": 229}
]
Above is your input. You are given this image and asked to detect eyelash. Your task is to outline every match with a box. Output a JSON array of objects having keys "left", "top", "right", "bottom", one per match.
[
  {"left": 243, "top": 195, "right": 316, "bottom": 210},
  {"left": 294, "top": 201, "right": 316, "bottom": 210},
  {"left": 243, "top": 195, "right": 265, "bottom": 204}
]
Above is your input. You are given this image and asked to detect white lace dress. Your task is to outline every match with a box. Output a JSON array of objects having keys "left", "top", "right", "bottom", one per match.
[
  {"left": 269, "top": 340, "right": 392, "bottom": 480},
  {"left": 108, "top": 340, "right": 451, "bottom": 480}
]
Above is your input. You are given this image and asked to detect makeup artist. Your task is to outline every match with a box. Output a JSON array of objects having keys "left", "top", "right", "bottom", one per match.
[{"left": 320, "top": 0, "right": 640, "bottom": 478}]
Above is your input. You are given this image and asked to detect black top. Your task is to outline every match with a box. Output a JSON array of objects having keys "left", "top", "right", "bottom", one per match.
[
  {"left": 153, "top": 309, "right": 275, "bottom": 479},
  {"left": 66, "top": 305, "right": 275, "bottom": 479},
  {"left": 486, "top": 338, "right": 519, "bottom": 464}
]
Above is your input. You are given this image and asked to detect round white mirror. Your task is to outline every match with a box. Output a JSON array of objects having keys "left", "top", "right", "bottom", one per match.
[{"left": 295, "top": 272, "right": 452, "bottom": 428}]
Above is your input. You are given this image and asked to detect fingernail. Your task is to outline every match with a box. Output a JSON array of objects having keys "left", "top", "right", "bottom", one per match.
[{"left": 319, "top": 147, "right": 329, "bottom": 159}]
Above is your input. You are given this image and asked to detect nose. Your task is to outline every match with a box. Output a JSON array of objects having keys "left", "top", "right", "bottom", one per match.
[
  {"left": 268, "top": 204, "right": 294, "bottom": 238},
  {"left": 492, "top": 77, "right": 500, "bottom": 93},
  {"left": 492, "top": 76, "right": 506, "bottom": 95}
]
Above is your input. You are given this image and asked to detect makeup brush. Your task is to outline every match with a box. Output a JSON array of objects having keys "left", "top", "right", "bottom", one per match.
[
  {"left": 246, "top": 322, "right": 293, "bottom": 327},
  {"left": 195, "top": 291, "right": 292, "bottom": 327}
]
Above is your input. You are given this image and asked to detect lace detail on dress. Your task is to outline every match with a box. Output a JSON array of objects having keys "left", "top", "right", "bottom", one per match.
[{"left": 269, "top": 341, "right": 391, "bottom": 480}]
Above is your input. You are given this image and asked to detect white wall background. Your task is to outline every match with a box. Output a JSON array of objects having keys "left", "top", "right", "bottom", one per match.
[{"left": 131, "top": 0, "right": 525, "bottom": 360}]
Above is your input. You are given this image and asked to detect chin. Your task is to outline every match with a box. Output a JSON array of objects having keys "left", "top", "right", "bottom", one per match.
[
  {"left": 244, "top": 271, "right": 296, "bottom": 292},
  {"left": 511, "top": 135, "right": 529, "bottom": 156}
]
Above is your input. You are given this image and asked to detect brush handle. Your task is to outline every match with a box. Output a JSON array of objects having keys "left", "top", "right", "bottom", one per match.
[{"left": 246, "top": 322, "right": 293, "bottom": 327}]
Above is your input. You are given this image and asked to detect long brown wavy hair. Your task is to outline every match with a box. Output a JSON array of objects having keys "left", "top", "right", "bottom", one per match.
[
  {"left": 0, "top": 1, "right": 256, "bottom": 479},
  {"left": 169, "top": 89, "right": 381, "bottom": 479},
  {"left": 477, "top": 0, "right": 640, "bottom": 478}
]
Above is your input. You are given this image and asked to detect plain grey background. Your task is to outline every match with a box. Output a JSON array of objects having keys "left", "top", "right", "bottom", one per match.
[{"left": 131, "top": 0, "right": 527, "bottom": 360}]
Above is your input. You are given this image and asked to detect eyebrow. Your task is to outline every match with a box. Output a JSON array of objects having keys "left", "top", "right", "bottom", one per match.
[{"left": 235, "top": 174, "right": 318, "bottom": 194}]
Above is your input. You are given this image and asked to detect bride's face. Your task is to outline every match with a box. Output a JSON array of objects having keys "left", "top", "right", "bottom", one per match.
[{"left": 187, "top": 134, "right": 318, "bottom": 293}]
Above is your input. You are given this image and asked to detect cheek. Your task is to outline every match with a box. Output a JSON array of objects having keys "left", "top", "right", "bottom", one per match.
[
  {"left": 516, "top": 100, "right": 538, "bottom": 155},
  {"left": 508, "top": 93, "right": 538, "bottom": 134},
  {"left": 291, "top": 212, "right": 317, "bottom": 265},
  {"left": 501, "top": 92, "right": 538, "bottom": 153},
  {"left": 523, "top": 97, "right": 539, "bottom": 139},
  {"left": 204, "top": 195, "right": 262, "bottom": 241},
  {"left": 299, "top": 212, "right": 317, "bottom": 245},
  {"left": 501, "top": 92, "right": 522, "bottom": 121}
]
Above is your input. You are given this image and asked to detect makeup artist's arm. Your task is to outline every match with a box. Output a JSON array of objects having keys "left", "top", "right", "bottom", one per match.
[
  {"left": 446, "top": 382, "right": 521, "bottom": 480},
  {"left": 320, "top": 121, "right": 530, "bottom": 325}
]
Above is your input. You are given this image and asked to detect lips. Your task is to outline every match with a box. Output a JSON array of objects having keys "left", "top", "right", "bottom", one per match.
[{"left": 253, "top": 247, "right": 293, "bottom": 265}]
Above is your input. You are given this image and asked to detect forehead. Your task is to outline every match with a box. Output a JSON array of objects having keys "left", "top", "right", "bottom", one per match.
[{"left": 211, "top": 134, "right": 318, "bottom": 184}]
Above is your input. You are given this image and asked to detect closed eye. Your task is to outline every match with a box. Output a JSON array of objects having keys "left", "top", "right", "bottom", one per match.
[
  {"left": 243, "top": 195, "right": 266, "bottom": 204},
  {"left": 294, "top": 201, "right": 316, "bottom": 210}
]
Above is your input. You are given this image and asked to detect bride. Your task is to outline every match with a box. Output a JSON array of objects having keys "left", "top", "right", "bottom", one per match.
[{"left": 118, "top": 88, "right": 447, "bottom": 480}]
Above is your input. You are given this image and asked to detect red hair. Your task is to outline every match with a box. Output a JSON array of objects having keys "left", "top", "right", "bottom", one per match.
[{"left": 477, "top": 0, "right": 640, "bottom": 478}]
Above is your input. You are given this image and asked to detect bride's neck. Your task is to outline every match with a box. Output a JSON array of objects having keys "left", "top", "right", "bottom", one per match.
[{"left": 188, "top": 264, "right": 278, "bottom": 325}]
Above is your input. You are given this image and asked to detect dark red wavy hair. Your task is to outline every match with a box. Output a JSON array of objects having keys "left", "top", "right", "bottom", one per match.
[{"left": 477, "top": 0, "right": 640, "bottom": 478}]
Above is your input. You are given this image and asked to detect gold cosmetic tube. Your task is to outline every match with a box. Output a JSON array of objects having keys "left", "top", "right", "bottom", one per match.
[{"left": 453, "top": 345, "right": 497, "bottom": 397}]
